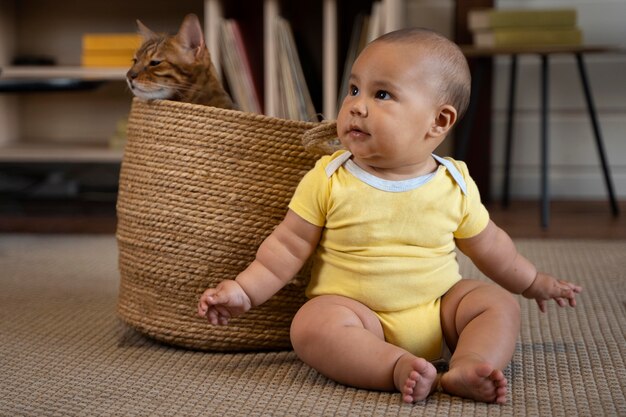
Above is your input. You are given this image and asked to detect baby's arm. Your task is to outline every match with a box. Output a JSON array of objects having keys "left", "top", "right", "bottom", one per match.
[
  {"left": 198, "top": 209, "right": 322, "bottom": 325},
  {"left": 456, "top": 220, "right": 582, "bottom": 312}
]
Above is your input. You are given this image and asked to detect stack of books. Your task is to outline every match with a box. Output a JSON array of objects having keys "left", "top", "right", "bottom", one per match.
[
  {"left": 274, "top": 17, "right": 317, "bottom": 122},
  {"left": 219, "top": 20, "right": 263, "bottom": 114},
  {"left": 81, "top": 33, "right": 142, "bottom": 67},
  {"left": 468, "top": 8, "right": 583, "bottom": 48}
]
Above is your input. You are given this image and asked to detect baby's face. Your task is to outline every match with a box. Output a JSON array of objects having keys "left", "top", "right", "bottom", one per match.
[{"left": 337, "top": 41, "right": 444, "bottom": 178}]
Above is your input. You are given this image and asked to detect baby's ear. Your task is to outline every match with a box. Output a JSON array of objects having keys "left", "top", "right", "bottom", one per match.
[{"left": 430, "top": 105, "right": 457, "bottom": 138}]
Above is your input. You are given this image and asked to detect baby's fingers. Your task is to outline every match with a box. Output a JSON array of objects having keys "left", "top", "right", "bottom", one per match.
[
  {"left": 561, "top": 280, "right": 583, "bottom": 294},
  {"left": 536, "top": 299, "right": 547, "bottom": 313},
  {"left": 205, "top": 289, "right": 231, "bottom": 307},
  {"left": 197, "top": 292, "right": 214, "bottom": 316},
  {"left": 198, "top": 288, "right": 228, "bottom": 317},
  {"left": 207, "top": 306, "right": 232, "bottom": 326},
  {"left": 555, "top": 282, "right": 581, "bottom": 308},
  {"left": 554, "top": 282, "right": 576, "bottom": 298},
  {"left": 554, "top": 297, "right": 567, "bottom": 308}
]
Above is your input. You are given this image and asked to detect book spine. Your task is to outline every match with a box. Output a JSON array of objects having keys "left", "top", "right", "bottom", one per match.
[
  {"left": 219, "top": 20, "right": 262, "bottom": 114},
  {"left": 469, "top": 9, "right": 577, "bottom": 30},
  {"left": 473, "top": 28, "right": 583, "bottom": 48}
]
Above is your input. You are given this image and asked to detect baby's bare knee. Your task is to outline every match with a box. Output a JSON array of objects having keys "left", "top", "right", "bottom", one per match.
[
  {"left": 459, "top": 283, "right": 521, "bottom": 327},
  {"left": 490, "top": 286, "right": 521, "bottom": 329},
  {"left": 494, "top": 286, "right": 520, "bottom": 314},
  {"left": 289, "top": 301, "right": 332, "bottom": 356},
  {"left": 290, "top": 311, "right": 315, "bottom": 351},
  {"left": 290, "top": 295, "right": 379, "bottom": 358}
]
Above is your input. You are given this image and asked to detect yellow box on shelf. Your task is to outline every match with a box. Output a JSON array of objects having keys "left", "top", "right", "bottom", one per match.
[
  {"left": 81, "top": 52, "right": 135, "bottom": 67},
  {"left": 82, "top": 33, "right": 142, "bottom": 51}
]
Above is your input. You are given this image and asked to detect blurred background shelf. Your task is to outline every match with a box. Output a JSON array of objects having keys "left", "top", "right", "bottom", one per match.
[
  {"left": 0, "top": 0, "right": 400, "bottom": 163},
  {"left": 0, "top": 142, "right": 123, "bottom": 163},
  {"left": 0, "top": 0, "right": 397, "bottom": 211},
  {"left": 1, "top": 66, "right": 127, "bottom": 81}
]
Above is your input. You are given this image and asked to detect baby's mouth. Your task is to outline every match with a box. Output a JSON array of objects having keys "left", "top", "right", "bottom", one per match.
[{"left": 347, "top": 125, "right": 369, "bottom": 137}]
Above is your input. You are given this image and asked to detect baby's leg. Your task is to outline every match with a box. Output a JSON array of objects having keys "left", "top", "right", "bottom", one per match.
[
  {"left": 440, "top": 279, "right": 520, "bottom": 404},
  {"left": 291, "top": 295, "right": 437, "bottom": 403}
]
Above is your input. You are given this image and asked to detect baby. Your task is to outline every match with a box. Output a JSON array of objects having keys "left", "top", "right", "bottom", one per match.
[{"left": 198, "top": 28, "right": 582, "bottom": 404}]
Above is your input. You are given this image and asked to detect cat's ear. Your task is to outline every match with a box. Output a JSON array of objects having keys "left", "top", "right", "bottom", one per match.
[
  {"left": 136, "top": 20, "right": 157, "bottom": 40},
  {"left": 177, "top": 13, "right": 205, "bottom": 57}
]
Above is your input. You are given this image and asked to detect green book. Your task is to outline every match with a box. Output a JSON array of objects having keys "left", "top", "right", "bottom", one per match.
[
  {"left": 473, "top": 27, "right": 583, "bottom": 48},
  {"left": 468, "top": 8, "right": 578, "bottom": 31}
]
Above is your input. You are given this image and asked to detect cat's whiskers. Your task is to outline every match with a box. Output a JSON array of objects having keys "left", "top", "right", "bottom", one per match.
[
  {"left": 146, "top": 80, "right": 197, "bottom": 94},
  {"left": 166, "top": 80, "right": 206, "bottom": 94}
]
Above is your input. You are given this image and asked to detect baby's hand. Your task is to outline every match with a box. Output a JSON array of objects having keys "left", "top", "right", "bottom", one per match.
[
  {"left": 197, "top": 280, "right": 252, "bottom": 325},
  {"left": 521, "top": 272, "right": 582, "bottom": 313}
]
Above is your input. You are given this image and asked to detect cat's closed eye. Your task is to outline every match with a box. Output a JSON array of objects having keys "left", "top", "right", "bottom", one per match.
[{"left": 149, "top": 60, "right": 161, "bottom": 66}]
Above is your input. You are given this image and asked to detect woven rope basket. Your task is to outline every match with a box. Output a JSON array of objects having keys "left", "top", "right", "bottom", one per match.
[{"left": 116, "top": 99, "right": 328, "bottom": 351}]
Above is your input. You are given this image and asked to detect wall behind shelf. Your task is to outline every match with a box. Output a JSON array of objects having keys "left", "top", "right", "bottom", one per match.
[
  {"left": 0, "top": 1, "right": 15, "bottom": 65},
  {"left": 0, "top": 1, "right": 17, "bottom": 146},
  {"left": 17, "top": 83, "right": 131, "bottom": 145},
  {"left": 12, "top": 0, "right": 204, "bottom": 66}
]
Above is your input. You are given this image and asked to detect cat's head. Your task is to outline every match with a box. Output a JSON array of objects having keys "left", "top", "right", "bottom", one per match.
[{"left": 126, "top": 14, "right": 211, "bottom": 101}]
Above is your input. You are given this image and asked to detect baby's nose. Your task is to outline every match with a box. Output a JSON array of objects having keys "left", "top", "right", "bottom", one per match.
[{"left": 350, "top": 99, "right": 367, "bottom": 116}]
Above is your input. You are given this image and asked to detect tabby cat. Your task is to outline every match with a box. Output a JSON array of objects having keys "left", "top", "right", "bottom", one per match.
[{"left": 126, "top": 13, "right": 235, "bottom": 109}]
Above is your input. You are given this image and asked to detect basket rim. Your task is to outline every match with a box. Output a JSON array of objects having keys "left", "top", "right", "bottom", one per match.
[{"left": 130, "top": 98, "right": 325, "bottom": 130}]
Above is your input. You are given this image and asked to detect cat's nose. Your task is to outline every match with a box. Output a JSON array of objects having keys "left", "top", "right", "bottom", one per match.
[{"left": 127, "top": 71, "right": 138, "bottom": 80}]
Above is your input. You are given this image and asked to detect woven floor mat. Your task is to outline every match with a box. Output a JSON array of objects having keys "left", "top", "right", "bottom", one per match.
[{"left": 0, "top": 235, "right": 624, "bottom": 416}]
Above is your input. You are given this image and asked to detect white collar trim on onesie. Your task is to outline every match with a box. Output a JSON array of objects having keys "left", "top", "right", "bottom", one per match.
[{"left": 324, "top": 151, "right": 467, "bottom": 195}]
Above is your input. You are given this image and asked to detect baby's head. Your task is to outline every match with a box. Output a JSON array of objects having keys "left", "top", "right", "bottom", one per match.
[
  {"left": 336, "top": 28, "right": 471, "bottom": 174},
  {"left": 370, "top": 28, "right": 471, "bottom": 120}
]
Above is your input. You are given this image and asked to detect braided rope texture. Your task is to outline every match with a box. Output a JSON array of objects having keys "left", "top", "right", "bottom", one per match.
[
  {"left": 116, "top": 99, "right": 320, "bottom": 351},
  {"left": 301, "top": 120, "right": 343, "bottom": 156}
]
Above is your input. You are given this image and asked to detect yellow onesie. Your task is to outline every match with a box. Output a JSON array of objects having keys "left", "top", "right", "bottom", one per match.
[{"left": 288, "top": 151, "right": 489, "bottom": 360}]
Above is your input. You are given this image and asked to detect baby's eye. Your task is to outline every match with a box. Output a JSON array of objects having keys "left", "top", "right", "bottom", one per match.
[
  {"left": 349, "top": 85, "right": 359, "bottom": 96},
  {"left": 375, "top": 90, "right": 391, "bottom": 100},
  {"left": 149, "top": 60, "right": 162, "bottom": 66}
]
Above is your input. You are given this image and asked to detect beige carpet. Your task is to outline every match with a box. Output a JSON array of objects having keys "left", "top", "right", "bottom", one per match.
[{"left": 0, "top": 235, "right": 624, "bottom": 416}]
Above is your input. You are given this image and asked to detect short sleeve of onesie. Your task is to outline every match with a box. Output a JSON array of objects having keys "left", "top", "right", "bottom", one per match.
[
  {"left": 288, "top": 155, "right": 333, "bottom": 227},
  {"left": 452, "top": 160, "right": 490, "bottom": 239}
]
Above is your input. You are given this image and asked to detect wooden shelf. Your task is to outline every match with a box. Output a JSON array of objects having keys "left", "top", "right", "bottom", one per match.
[
  {"left": 1, "top": 66, "right": 127, "bottom": 81},
  {"left": 459, "top": 44, "right": 622, "bottom": 58},
  {"left": 0, "top": 142, "right": 123, "bottom": 163}
]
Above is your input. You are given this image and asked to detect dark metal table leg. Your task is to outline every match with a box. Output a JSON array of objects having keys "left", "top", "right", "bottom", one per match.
[
  {"left": 540, "top": 55, "right": 550, "bottom": 229},
  {"left": 575, "top": 53, "right": 620, "bottom": 216},
  {"left": 502, "top": 54, "right": 518, "bottom": 208}
]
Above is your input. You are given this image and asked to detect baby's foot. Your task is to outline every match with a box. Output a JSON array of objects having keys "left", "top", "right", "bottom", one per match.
[
  {"left": 440, "top": 357, "right": 508, "bottom": 404},
  {"left": 392, "top": 354, "right": 437, "bottom": 403}
]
